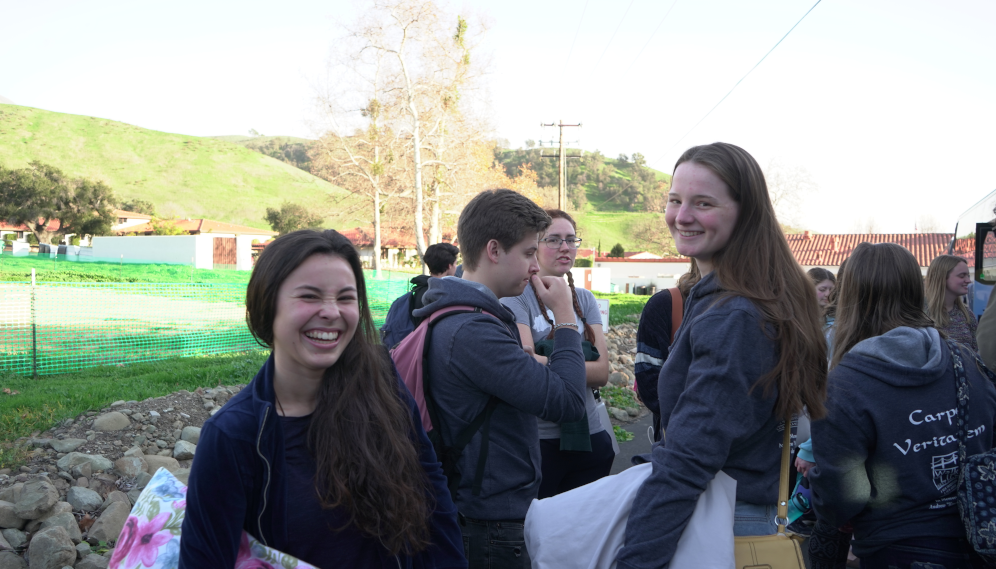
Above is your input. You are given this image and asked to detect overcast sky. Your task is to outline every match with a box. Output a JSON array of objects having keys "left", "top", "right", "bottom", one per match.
[{"left": 2, "top": 0, "right": 994, "bottom": 234}]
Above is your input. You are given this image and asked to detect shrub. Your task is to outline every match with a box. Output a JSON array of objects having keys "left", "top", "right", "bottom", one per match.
[
  {"left": 27, "top": 234, "right": 38, "bottom": 245},
  {"left": 50, "top": 236, "right": 61, "bottom": 245},
  {"left": 608, "top": 243, "right": 625, "bottom": 258},
  {"left": 574, "top": 258, "right": 593, "bottom": 268},
  {"left": 71, "top": 236, "right": 81, "bottom": 246}
]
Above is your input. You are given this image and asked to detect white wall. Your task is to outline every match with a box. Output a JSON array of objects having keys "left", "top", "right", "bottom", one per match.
[
  {"left": 91, "top": 235, "right": 204, "bottom": 267},
  {"left": 236, "top": 235, "right": 253, "bottom": 271},
  {"left": 593, "top": 260, "right": 694, "bottom": 293},
  {"left": 569, "top": 267, "right": 612, "bottom": 293}
]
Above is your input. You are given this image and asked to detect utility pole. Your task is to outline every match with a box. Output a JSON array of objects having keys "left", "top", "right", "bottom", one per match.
[{"left": 541, "top": 120, "right": 582, "bottom": 210}]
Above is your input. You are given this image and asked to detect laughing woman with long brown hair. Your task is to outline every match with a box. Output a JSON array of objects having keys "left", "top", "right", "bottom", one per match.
[
  {"left": 179, "top": 230, "right": 465, "bottom": 568},
  {"left": 616, "top": 143, "right": 828, "bottom": 568}
]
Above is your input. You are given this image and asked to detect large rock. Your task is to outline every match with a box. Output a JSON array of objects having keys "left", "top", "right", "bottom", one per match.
[
  {"left": 98, "top": 491, "right": 129, "bottom": 513},
  {"left": 180, "top": 426, "right": 201, "bottom": 444},
  {"left": 76, "top": 554, "right": 109, "bottom": 569},
  {"left": 56, "top": 453, "right": 112, "bottom": 474},
  {"left": 0, "top": 502, "right": 24, "bottom": 530},
  {"left": 1, "top": 529, "right": 26, "bottom": 550},
  {"left": 113, "top": 457, "right": 145, "bottom": 478},
  {"left": 172, "top": 440, "right": 196, "bottom": 461},
  {"left": 143, "top": 456, "right": 180, "bottom": 474},
  {"left": 92, "top": 412, "right": 130, "bottom": 432},
  {"left": 0, "top": 531, "right": 9, "bottom": 551},
  {"left": 47, "top": 439, "right": 86, "bottom": 454},
  {"left": 0, "top": 551, "right": 26, "bottom": 569},
  {"left": 24, "top": 503, "right": 71, "bottom": 534},
  {"left": 87, "top": 502, "right": 129, "bottom": 543},
  {"left": 39, "top": 512, "right": 81, "bottom": 544},
  {"left": 608, "top": 371, "right": 627, "bottom": 386},
  {"left": 66, "top": 488, "right": 102, "bottom": 512},
  {"left": 0, "top": 485, "right": 21, "bottom": 504},
  {"left": 26, "top": 525, "right": 75, "bottom": 569},
  {"left": 13, "top": 479, "right": 57, "bottom": 520}
]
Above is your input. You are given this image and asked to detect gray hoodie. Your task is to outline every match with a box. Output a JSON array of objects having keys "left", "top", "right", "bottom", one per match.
[
  {"left": 413, "top": 277, "right": 587, "bottom": 520},
  {"left": 810, "top": 326, "right": 996, "bottom": 556}
]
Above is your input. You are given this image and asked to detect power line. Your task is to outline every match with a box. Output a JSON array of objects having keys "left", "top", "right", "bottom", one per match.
[
  {"left": 593, "top": 0, "right": 636, "bottom": 71},
  {"left": 564, "top": 0, "right": 590, "bottom": 70},
  {"left": 653, "top": 0, "right": 823, "bottom": 166},
  {"left": 625, "top": 0, "right": 680, "bottom": 74}
]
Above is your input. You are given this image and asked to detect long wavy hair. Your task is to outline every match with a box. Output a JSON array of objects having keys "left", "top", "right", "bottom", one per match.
[
  {"left": 924, "top": 254, "right": 971, "bottom": 329},
  {"left": 831, "top": 243, "right": 935, "bottom": 369},
  {"left": 246, "top": 230, "right": 431, "bottom": 555},
  {"left": 674, "top": 143, "right": 828, "bottom": 420},
  {"left": 531, "top": 209, "right": 596, "bottom": 342}
]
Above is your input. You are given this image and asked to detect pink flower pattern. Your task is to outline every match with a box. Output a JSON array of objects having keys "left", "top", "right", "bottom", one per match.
[
  {"left": 119, "top": 512, "right": 172, "bottom": 567},
  {"left": 235, "top": 532, "right": 277, "bottom": 569}
]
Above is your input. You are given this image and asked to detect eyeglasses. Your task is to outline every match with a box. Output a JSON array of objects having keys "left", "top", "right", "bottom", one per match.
[{"left": 540, "top": 237, "right": 583, "bottom": 249}]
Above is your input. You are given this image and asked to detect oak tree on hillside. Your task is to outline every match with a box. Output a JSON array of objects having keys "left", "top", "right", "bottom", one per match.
[
  {"left": 119, "top": 199, "right": 157, "bottom": 216},
  {"left": 264, "top": 202, "right": 326, "bottom": 235},
  {"left": 0, "top": 161, "right": 116, "bottom": 244}
]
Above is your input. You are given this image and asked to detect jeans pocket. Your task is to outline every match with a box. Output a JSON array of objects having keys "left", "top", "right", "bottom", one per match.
[{"left": 490, "top": 539, "right": 526, "bottom": 567}]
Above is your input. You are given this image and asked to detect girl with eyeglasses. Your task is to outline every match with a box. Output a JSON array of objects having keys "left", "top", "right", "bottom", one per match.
[{"left": 501, "top": 209, "right": 615, "bottom": 497}]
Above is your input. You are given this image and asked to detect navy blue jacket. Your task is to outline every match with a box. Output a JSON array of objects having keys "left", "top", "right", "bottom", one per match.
[
  {"left": 178, "top": 354, "right": 466, "bottom": 568},
  {"left": 413, "top": 276, "right": 586, "bottom": 520},
  {"left": 618, "top": 273, "right": 784, "bottom": 569},
  {"left": 810, "top": 327, "right": 996, "bottom": 556}
]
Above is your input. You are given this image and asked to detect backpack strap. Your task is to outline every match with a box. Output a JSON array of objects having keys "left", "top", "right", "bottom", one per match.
[
  {"left": 668, "top": 287, "right": 683, "bottom": 343},
  {"left": 421, "top": 306, "right": 505, "bottom": 501}
]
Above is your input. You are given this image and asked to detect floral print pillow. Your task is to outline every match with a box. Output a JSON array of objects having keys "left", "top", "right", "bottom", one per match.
[{"left": 108, "top": 468, "right": 317, "bottom": 569}]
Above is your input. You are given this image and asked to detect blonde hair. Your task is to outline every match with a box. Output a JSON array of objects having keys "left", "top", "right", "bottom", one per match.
[{"left": 924, "top": 254, "right": 971, "bottom": 328}]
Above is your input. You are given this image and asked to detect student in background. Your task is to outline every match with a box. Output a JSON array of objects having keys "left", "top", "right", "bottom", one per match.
[
  {"left": 502, "top": 209, "right": 613, "bottom": 498},
  {"left": 810, "top": 242, "right": 996, "bottom": 566},
  {"left": 807, "top": 267, "right": 836, "bottom": 327},
  {"left": 180, "top": 230, "right": 464, "bottom": 568},
  {"left": 380, "top": 243, "right": 459, "bottom": 348},
  {"left": 925, "top": 254, "right": 978, "bottom": 352},
  {"left": 634, "top": 263, "right": 699, "bottom": 443}
]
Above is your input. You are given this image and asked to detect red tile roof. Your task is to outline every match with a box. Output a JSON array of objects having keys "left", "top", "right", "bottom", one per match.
[
  {"left": 595, "top": 256, "right": 689, "bottom": 263},
  {"left": 113, "top": 209, "right": 153, "bottom": 220},
  {"left": 0, "top": 219, "right": 60, "bottom": 232},
  {"left": 785, "top": 232, "right": 958, "bottom": 267}
]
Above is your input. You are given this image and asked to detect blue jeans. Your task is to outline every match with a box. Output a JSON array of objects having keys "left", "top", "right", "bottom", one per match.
[
  {"left": 460, "top": 516, "right": 530, "bottom": 569},
  {"left": 733, "top": 501, "right": 778, "bottom": 536},
  {"left": 859, "top": 537, "right": 985, "bottom": 569}
]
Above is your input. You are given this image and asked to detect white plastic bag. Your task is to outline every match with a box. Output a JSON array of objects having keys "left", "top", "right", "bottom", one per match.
[{"left": 525, "top": 464, "right": 736, "bottom": 569}]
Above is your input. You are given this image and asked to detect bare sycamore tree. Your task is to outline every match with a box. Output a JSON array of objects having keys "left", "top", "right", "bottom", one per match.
[
  {"left": 313, "top": 36, "right": 408, "bottom": 271},
  {"left": 850, "top": 216, "right": 882, "bottom": 233},
  {"left": 764, "top": 159, "right": 817, "bottom": 230},
  {"left": 323, "top": 0, "right": 491, "bottom": 270}
]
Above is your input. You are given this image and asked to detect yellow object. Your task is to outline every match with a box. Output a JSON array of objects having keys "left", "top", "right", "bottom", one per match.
[{"left": 733, "top": 417, "right": 805, "bottom": 569}]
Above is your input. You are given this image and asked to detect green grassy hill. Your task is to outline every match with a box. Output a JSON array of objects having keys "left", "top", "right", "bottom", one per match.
[{"left": 0, "top": 105, "right": 360, "bottom": 230}]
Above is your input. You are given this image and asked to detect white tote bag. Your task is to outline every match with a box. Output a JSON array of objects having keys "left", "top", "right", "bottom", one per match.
[{"left": 524, "top": 464, "right": 737, "bottom": 569}]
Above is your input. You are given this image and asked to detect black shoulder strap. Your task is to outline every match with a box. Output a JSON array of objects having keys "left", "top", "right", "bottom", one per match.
[{"left": 421, "top": 307, "right": 502, "bottom": 500}]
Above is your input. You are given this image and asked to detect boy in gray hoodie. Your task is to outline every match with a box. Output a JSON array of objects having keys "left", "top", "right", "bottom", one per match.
[{"left": 414, "top": 189, "right": 587, "bottom": 569}]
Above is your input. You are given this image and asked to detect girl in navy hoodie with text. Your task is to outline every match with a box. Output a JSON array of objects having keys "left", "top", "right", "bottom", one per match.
[
  {"left": 810, "top": 242, "right": 996, "bottom": 568},
  {"left": 179, "top": 230, "right": 465, "bottom": 568}
]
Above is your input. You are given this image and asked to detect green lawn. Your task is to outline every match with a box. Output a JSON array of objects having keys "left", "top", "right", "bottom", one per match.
[
  {"left": 591, "top": 292, "right": 649, "bottom": 326},
  {"left": 0, "top": 351, "right": 268, "bottom": 468},
  {"left": 574, "top": 212, "right": 663, "bottom": 255},
  {"left": 0, "top": 105, "right": 363, "bottom": 229}
]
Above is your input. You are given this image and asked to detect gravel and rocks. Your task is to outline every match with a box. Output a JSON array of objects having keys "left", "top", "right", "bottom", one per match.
[
  {"left": 0, "top": 386, "right": 242, "bottom": 568},
  {"left": 0, "top": 324, "right": 645, "bottom": 567}
]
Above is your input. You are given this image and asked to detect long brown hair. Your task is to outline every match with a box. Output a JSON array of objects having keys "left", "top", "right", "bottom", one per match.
[
  {"left": 247, "top": 230, "right": 432, "bottom": 555},
  {"left": 676, "top": 259, "right": 701, "bottom": 302},
  {"left": 823, "top": 259, "right": 847, "bottom": 321},
  {"left": 531, "top": 209, "right": 596, "bottom": 342},
  {"left": 675, "top": 143, "right": 827, "bottom": 420},
  {"left": 830, "top": 242, "right": 935, "bottom": 369},
  {"left": 924, "top": 254, "right": 971, "bottom": 328}
]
